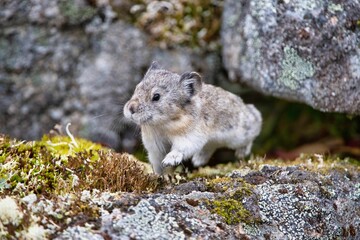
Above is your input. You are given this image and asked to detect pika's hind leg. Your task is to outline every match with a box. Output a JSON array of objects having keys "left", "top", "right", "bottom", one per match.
[
  {"left": 192, "top": 144, "right": 216, "bottom": 167},
  {"left": 235, "top": 142, "right": 252, "bottom": 159}
]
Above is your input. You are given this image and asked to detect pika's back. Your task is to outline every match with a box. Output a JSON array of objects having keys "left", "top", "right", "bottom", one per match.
[{"left": 198, "top": 84, "right": 253, "bottom": 128}]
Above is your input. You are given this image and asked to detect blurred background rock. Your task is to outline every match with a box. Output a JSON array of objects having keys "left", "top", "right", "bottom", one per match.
[{"left": 0, "top": 0, "right": 359, "bottom": 159}]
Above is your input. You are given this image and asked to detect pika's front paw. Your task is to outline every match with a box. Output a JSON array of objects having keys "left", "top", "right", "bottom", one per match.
[{"left": 162, "top": 151, "right": 183, "bottom": 167}]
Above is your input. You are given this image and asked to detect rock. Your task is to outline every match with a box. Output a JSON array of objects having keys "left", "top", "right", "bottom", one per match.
[
  {"left": 55, "top": 226, "right": 104, "bottom": 240},
  {"left": 100, "top": 193, "right": 231, "bottom": 240},
  {"left": 0, "top": 0, "right": 113, "bottom": 140},
  {"left": 170, "top": 180, "right": 208, "bottom": 195},
  {"left": 53, "top": 165, "right": 359, "bottom": 239},
  {"left": 222, "top": 0, "right": 360, "bottom": 114},
  {"left": 2, "top": 150, "right": 359, "bottom": 239}
]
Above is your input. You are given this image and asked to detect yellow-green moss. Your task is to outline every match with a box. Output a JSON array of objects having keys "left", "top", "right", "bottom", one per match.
[
  {"left": 0, "top": 128, "right": 164, "bottom": 239},
  {"left": 0, "top": 134, "right": 160, "bottom": 197},
  {"left": 0, "top": 132, "right": 162, "bottom": 239},
  {"left": 206, "top": 176, "right": 254, "bottom": 195},
  {"left": 238, "top": 154, "right": 360, "bottom": 176},
  {"left": 204, "top": 176, "right": 257, "bottom": 225},
  {"left": 41, "top": 135, "right": 104, "bottom": 158},
  {"left": 211, "top": 198, "right": 251, "bottom": 225},
  {"left": 206, "top": 177, "right": 233, "bottom": 192},
  {"left": 188, "top": 162, "right": 241, "bottom": 179}
]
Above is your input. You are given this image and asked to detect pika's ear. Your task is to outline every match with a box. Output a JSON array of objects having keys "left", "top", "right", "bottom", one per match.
[
  {"left": 143, "top": 61, "right": 161, "bottom": 79},
  {"left": 149, "top": 61, "right": 161, "bottom": 70},
  {"left": 180, "top": 72, "right": 202, "bottom": 96}
]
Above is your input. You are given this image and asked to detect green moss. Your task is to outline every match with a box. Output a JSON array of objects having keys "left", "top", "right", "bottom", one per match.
[
  {"left": 279, "top": 46, "right": 315, "bottom": 90},
  {"left": 188, "top": 162, "right": 242, "bottom": 179},
  {"left": 232, "top": 187, "right": 253, "bottom": 200},
  {"left": 59, "top": 0, "right": 97, "bottom": 25},
  {"left": 211, "top": 198, "right": 251, "bottom": 225},
  {"left": 41, "top": 135, "right": 103, "bottom": 158},
  {"left": 206, "top": 176, "right": 253, "bottom": 196},
  {"left": 0, "top": 134, "right": 160, "bottom": 197},
  {"left": 204, "top": 176, "right": 257, "bottom": 225},
  {"left": 206, "top": 177, "right": 233, "bottom": 192}
]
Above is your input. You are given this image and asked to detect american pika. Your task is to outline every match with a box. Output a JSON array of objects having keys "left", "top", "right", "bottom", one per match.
[{"left": 124, "top": 62, "right": 262, "bottom": 174}]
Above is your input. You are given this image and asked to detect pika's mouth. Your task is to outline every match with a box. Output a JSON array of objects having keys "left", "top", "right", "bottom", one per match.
[
  {"left": 131, "top": 115, "right": 153, "bottom": 125},
  {"left": 139, "top": 116, "right": 153, "bottom": 124}
]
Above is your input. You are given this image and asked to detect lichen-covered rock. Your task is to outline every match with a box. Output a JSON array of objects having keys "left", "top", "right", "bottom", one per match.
[
  {"left": 97, "top": 192, "right": 234, "bottom": 240},
  {"left": 222, "top": 0, "right": 360, "bottom": 114},
  {"left": 1, "top": 140, "right": 359, "bottom": 239},
  {"left": 253, "top": 165, "right": 360, "bottom": 239},
  {"left": 54, "top": 160, "right": 360, "bottom": 239},
  {"left": 55, "top": 226, "right": 104, "bottom": 240}
]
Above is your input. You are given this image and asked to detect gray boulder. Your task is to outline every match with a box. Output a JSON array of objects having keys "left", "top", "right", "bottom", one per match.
[
  {"left": 54, "top": 164, "right": 360, "bottom": 239},
  {"left": 222, "top": 0, "right": 360, "bottom": 114},
  {"left": 0, "top": 0, "right": 114, "bottom": 140}
]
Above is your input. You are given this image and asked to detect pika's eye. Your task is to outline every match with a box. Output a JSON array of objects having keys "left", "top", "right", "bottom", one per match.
[{"left": 152, "top": 93, "right": 160, "bottom": 101}]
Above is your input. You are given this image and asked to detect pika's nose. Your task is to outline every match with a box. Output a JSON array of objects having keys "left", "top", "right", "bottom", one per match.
[{"left": 128, "top": 102, "right": 137, "bottom": 114}]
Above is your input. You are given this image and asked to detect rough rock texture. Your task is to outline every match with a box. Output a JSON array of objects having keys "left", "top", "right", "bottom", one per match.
[
  {"left": 0, "top": 0, "right": 117, "bottom": 141},
  {"left": 53, "top": 164, "right": 360, "bottom": 239},
  {"left": 1, "top": 137, "right": 358, "bottom": 239},
  {"left": 222, "top": 0, "right": 360, "bottom": 114}
]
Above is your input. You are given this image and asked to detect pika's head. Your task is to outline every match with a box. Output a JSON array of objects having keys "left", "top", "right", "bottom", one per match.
[{"left": 124, "top": 62, "right": 202, "bottom": 126}]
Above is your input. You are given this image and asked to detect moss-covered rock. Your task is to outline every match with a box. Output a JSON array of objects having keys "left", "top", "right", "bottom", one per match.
[
  {"left": 122, "top": 0, "right": 222, "bottom": 49},
  {"left": 0, "top": 134, "right": 159, "bottom": 196},
  {"left": 210, "top": 198, "right": 251, "bottom": 225},
  {"left": 1, "top": 134, "right": 359, "bottom": 239},
  {"left": 0, "top": 134, "right": 161, "bottom": 239}
]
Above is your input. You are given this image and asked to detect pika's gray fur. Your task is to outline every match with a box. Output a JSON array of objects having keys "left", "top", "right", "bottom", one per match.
[{"left": 124, "top": 62, "right": 262, "bottom": 174}]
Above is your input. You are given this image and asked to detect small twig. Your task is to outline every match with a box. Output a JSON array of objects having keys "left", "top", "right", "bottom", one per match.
[
  {"left": 46, "top": 142, "right": 69, "bottom": 147},
  {"left": 65, "top": 123, "right": 79, "bottom": 148}
]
